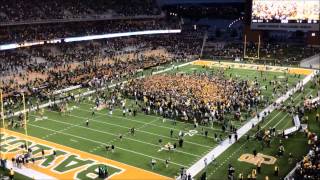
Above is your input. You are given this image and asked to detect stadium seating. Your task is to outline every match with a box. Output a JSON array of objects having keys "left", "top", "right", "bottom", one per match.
[
  {"left": 0, "top": 19, "right": 179, "bottom": 44},
  {"left": 0, "top": 0, "right": 161, "bottom": 23},
  {"left": 0, "top": 27, "right": 205, "bottom": 98}
]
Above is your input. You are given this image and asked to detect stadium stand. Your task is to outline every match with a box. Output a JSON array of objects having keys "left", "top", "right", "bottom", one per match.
[
  {"left": 0, "top": 0, "right": 161, "bottom": 23},
  {"left": 0, "top": 1, "right": 319, "bottom": 180},
  {"left": 1, "top": 27, "right": 205, "bottom": 99},
  {"left": 0, "top": 19, "right": 179, "bottom": 44}
]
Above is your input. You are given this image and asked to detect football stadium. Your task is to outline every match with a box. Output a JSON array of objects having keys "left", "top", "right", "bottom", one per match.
[{"left": 0, "top": 0, "right": 319, "bottom": 180}]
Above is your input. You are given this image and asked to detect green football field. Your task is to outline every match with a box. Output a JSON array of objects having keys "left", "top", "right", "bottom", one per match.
[{"left": 1, "top": 63, "right": 312, "bottom": 179}]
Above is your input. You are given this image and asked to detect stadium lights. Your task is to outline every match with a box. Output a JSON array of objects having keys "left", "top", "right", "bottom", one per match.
[{"left": 0, "top": 29, "right": 181, "bottom": 51}]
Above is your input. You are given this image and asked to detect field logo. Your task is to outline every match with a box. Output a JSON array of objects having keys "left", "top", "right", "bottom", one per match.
[
  {"left": 0, "top": 132, "right": 123, "bottom": 179},
  {"left": 0, "top": 129, "right": 171, "bottom": 180},
  {"left": 238, "top": 153, "right": 277, "bottom": 165}
]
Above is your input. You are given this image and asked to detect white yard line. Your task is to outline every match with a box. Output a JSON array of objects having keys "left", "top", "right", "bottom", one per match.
[
  {"left": 207, "top": 141, "right": 248, "bottom": 178},
  {"left": 30, "top": 114, "right": 201, "bottom": 158},
  {"left": 27, "top": 123, "right": 186, "bottom": 167},
  {"left": 261, "top": 90, "right": 305, "bottom": 130},
  {"left": 272, "top": 90, "right": 312, "bottom": 129},
  {"left": 77, "top": 105, "right": 217, "bottom": 140},
  {"left": 46, "top": 108, "right": 214, "bottom": 149}
]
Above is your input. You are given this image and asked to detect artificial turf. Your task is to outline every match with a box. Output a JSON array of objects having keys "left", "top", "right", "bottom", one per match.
[{"left": 1, "top": 63, "right": 308, "bottom": 179}]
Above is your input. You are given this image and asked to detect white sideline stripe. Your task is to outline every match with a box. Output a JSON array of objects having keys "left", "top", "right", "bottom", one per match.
[
  {"left": 47, "top": 108, "right": 214, "bottom": 149},
  {"left": 30, "top": 114, "right": 201, "bottom": 158},
  {"left": 27, "top": 123, "right": 186, "bottom": 167},
  {"left": 182, "top": 70, "right": 318, "bottom": 179}
]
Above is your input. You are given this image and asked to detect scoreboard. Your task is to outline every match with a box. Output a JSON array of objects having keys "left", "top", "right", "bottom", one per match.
[{"left": 251, "top": 0, "right": 319, "bottom": 31}]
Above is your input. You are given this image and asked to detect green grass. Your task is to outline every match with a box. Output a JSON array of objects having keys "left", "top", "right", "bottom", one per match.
[{"left": 1, "top": 64, "right": 306, "bottom": 179}]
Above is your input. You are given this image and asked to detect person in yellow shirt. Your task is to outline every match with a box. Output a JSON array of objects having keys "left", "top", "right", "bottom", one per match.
[
  {"left": 274, "top": 165, "right": 279, "bottom": 176},
  {"left": 257, "top": 161, "right": 262, "bottom": 174},
  {"left": 238, "top": 172, "right": 244, "bottom": 180},
  {"left": 9, "top": 168, "right": 14, "bottom": 180},
  {"left": 251, "top": 168, "right": 257, "bottom": 180}
]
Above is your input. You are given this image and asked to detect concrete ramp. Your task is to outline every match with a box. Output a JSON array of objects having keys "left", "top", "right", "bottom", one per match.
[{"left": 300, "top": 54, "right": 320, "bottom": 69}]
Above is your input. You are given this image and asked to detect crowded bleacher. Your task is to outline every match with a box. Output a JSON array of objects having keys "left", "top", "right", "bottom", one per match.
[
  {"left": 0, "top": 0, "right": 161, "bottom": 23},
  {"left": 0, "top": 26, "right": 205, "bottom": 104},
  {"left": 0, "top": 19, "right": 179, "bottom": 44}
]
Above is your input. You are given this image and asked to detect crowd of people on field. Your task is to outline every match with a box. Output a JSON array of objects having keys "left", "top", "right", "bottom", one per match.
[{"left": 122, "top": 71, "right": 262, "bottom": 124}]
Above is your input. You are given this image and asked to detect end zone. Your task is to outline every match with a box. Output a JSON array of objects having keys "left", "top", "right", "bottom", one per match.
[
  {"left": 192, "top": 60, "right": 314, "bottom": 75},
  {"left": 0, "top": 128, "right": 172, "bottom": 180}
]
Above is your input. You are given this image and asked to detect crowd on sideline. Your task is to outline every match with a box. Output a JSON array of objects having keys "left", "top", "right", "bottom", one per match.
[{"left": 0, "top": 0, "right": 161, "bottom": 23}]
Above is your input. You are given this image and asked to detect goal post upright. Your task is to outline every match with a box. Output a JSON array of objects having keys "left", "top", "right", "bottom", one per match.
[
  {"left": 243, "top": 34, "right": 247, "bottom": 58},
  {"left": 258, "top": 34, "right": 261, "bottom": 59},
  {"left": 22, "top": 92, "right": 29, "bottom": 149},
  {"left": 0, "top": 82, "right": 6, "bottom": 159}
]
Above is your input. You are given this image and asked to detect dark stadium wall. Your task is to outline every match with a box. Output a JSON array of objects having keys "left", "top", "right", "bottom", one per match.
[
  {"left": 243, "top": 25, "right": 263, "bottom": 43},
  {"left": 243, "top": 0, "right": 262, "bottom": 43},
  {"left": 243, "top": 0, "right": 251, "bottom": 26},
  {"left": 307, "top": 32, "right": 320, "bottom": 46}
]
